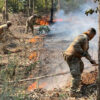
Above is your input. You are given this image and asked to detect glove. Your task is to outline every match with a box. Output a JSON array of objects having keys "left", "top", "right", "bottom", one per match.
[{"left": 90, "top": 60, "right": 96, "bottom": 64}]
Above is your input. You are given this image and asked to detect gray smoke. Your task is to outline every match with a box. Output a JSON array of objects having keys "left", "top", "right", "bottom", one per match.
[{"left": 49, "top": 0, "right": 98, "bottom": 59}]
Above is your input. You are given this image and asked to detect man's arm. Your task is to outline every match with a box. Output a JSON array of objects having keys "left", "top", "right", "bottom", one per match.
[
  {"left": 74, "top": 44, "right": 96, "bottom": 64},
  {"left": 84, "top": 51, "right": 96, "bottom": 64}
]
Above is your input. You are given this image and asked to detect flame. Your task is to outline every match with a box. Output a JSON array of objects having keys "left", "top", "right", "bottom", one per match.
[
  {"left": 53, "top": 18, "right": 63, "bottom": 22},
  {"left": 28, "top": 81, "right": 37, "bottom": 91},
  {"left": 28, "top": 81, "right": 47, "bottom": 91},
  {"left": 28, "top": 36, "right": 42, "bottom": 43},
  {"left": 40, "top": 20, "right": 49, "bottom": 25},
  {"left": 29, "top": 51, "right": 38, "bottom": 61},
  {"left": 36, "top": 19, "right": 49, "bottom": 25}
]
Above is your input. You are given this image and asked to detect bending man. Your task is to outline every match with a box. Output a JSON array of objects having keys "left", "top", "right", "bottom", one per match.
[{"left": 63, "top": 28, "right": 96, "bottom": 97}]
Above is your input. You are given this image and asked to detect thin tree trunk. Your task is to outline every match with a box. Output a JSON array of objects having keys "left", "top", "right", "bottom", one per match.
[
  {"left": 57, "top": 0, "right": 60, "bottom": 12},
  {"left": 5, "top": 0, "right": 8, "bottom": 21},
  {"left": 50, "top": 0, "right": 54, "bottom": 23},
  {"left": 28, "top": 0, "right": 31, "bottom": 16},
  {"left": 97, "top": 1, "right": 100, "bottom": 100},
  {"left": 33, "top": 0, "right": 34, "bottom": 14},
  {"left": 45, "top": 0, "right": 48, "bottom": 11}
]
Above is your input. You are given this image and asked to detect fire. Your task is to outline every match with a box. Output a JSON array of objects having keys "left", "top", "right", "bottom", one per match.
[
  {"left": 28, "top": 81, "right": 37, "bottom": 91},
  {"left": 40, "top": 20, "right": 49, "bottom": 25},
  {"left": 28, "top": 81, "right": 47, "bottom": 91},
  {"left": 36, "top": 18, "right": 49, "bottom": 25},
  {"left": 29, "top": 51, "right": 38, "bottom": 61},
  {"left": 28, "top": 36, "right": 42, "bottom": 43},
  {"left": 53, "top": 18, "right": 63, "bottom": 22}
]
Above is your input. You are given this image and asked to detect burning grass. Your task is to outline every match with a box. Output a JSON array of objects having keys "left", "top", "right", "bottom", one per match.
[
  {"left": 28, "top": 81, "right": 47, "bottom": 92},
  {"left": 28, "top": 36, "right": 43, "bottom": 43},
  {"left": 29, "top": 51, "right": 38, "bottom": 61}
]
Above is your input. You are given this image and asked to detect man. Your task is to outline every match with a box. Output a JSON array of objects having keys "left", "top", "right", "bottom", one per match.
[
  {"left": 0, "top": 21, "right": 12, "bottom": 35},
  {"left": 0, "top": 21, "right": 18, "bottom": 53},
  {"left": 0, "top": 21, "right": 16, "bottom": 38},
  {"left": 25, "top": 14, "right": 38, "bottom": 35},
  {"left": 63, "top": 28, "right": 96, "bottom": 97}
]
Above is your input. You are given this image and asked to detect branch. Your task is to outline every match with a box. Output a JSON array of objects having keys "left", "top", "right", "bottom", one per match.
[
  {"left": 8, "top": 71, "right": 70, "bottom": 83},
  {"left": 8, "top": 65, "right": 98, "bottom": 83}
]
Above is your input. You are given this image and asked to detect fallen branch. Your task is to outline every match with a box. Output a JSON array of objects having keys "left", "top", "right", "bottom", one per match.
[
  {"left": 7, "top": 65, "right": 98, "bottom": 84},
  {"left": 8, "top": 71, "right": 70, "bottom": 83}
]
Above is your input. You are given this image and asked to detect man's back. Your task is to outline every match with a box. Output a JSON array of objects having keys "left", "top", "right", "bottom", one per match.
[
  {"left": 27, "top": 16, "right": 34, "bottom": 26},
  {"left": 64, "top": 33, "right": 89, "bottom": 58},
  {"left": 0, "top": 24, "right": 8, "bottom": 34}
]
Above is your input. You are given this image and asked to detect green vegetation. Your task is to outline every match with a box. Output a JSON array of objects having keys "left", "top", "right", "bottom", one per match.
[{"left": 0, "top": 0, "right": 87, "bottom": 13}]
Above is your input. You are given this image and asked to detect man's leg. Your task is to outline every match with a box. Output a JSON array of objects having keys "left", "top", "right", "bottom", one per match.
[
  {"left": 25, "top": 22, "right": 29, "bottom": 34},
  {"left": 30, "top": 25, "right": 34, "bottom": 35},
  {"left": 80, "top": 60, "right": 84, "bottom": 74},
  {"left": 67, "top": 57, "right": 82, "bottom": 95}
]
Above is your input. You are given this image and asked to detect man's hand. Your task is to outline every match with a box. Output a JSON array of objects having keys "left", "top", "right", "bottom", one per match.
[{"left": 90, "top": 60, "right": 96, "bottom": 64}]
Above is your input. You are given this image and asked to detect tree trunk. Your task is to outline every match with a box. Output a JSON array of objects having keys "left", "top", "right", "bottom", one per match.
[
  {"left": 29, "top": 0, "right": 31, "bottom": 16},
  {"left": 45, "top": 0, "right": 48, "bottom": 11},
  {"left": 97, "top": 1, "right": 100, "bottom": 100},
  {"left": 33, "top": 0, "right": 34, "bottom": 14},
  {"left": 50, "top": 0, "right": 54, "bottom": 23},
  {"left": 5, "top": 0, "right": 8, "bottom": 21},
  {"left": 57, "top": 0, "right": 60, "bottom": 12}
]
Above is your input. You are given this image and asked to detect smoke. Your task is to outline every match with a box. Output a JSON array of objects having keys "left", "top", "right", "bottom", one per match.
[
  {"left": 50, "top": 1, "right": 98, "bottom": 40},
  {"left": 49, "top": 0, "right": 98, "bottom": 59}
]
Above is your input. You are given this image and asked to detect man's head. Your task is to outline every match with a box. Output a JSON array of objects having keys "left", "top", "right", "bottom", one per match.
[
  {"left": 7, "top": 21, "right": 12, "bottom": 28},
  {"left": 85, "top": 28, "right": 96, "bottom": 40}
]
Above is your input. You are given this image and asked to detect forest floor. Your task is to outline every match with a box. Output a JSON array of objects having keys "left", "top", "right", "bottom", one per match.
[{"left": 0, "top": 13, "right": 98, "bottom": 100}]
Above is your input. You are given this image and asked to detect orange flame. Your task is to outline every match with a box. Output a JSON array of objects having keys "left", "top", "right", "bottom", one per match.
[
  {"left": 28, "top": 36, "right": 42, "bottom": 43},
  {"left": 29, "top": 51, "right": 38, "bottom": 61},
  {"left": 36, "top": 19, "right": 49, "bottom": 25},
  {"left": 28, "top": 81, "right": 47, "bottom": 91},
  {"left": 53, "top": 18, "right": 63, "bottom": 22},
  {"left": 28, "top": 81, "right": 37, "bottom": 91}
]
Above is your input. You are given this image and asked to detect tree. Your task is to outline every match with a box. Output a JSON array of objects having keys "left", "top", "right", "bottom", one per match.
[
  {"left": 57, "top": 0, "right": 60, "bottom": 11},
  {"left": 85, "top": 1, "right": 100, "bottom": 99},
  {"left": 33, "top": 0, "right": 34, "bottom": 14},
  {"left": 97, "top": 1, "right": 100, "bottom": 100},
  {"left": 50, "top": 0, "right": 54, "bottom": 23},
  {"left": 5, "top": 0, "right": 8, "bottom": 21},
  {"left": 45, "top": 0, "right": 48, "bottom": 10}
]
